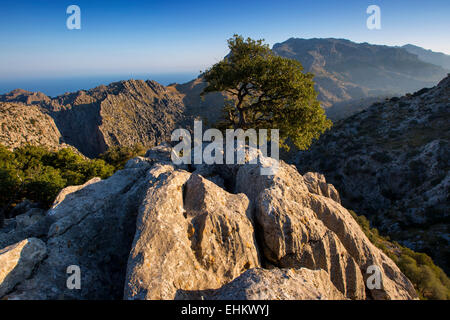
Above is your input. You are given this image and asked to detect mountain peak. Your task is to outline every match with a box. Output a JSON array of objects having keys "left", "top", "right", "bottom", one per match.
[
  {"left": 402, "top": 44, "right": 450, "bottom": 70},
  {"left": 272, "top": 38, "right": 447, "bottom": 111},
  {"left": 0, "top": 78, "right": 188, "bottom": 157},
  {"left": 0, "top": 88, "right": 50, "bottom": 105}
]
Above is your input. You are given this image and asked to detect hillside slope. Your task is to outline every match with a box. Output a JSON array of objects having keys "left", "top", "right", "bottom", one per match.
[
  {"left": 273, "top": 38, "right": 447, "bottom": 115},
  {"left": 0, "top": 80, "right": 189, "bottom": 157},
  {"left": 403, "top": 44, "right": 450, "bottom": 70},
  {"left": 0, "top": 102, "right": 67, "bottom": 151},
  {"left": 296, "top": 75, "right": 450, "bottom": 272}
]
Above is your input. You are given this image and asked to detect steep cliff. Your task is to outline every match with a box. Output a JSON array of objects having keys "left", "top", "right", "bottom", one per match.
[
  {"left": 0, "top": 102, "right": 67, "bottom": 151},
  {"left": 1, "top": 80, "right": 189, "bottom": 157}
]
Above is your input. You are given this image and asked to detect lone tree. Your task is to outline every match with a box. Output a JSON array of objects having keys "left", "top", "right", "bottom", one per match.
[{"left": 201, "top": 35, "right": 331, "bottom": 150}]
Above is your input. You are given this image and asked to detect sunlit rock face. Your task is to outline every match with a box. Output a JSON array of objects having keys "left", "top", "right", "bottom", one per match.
[
  {"left": 0, "top": 145, "right": 417, "bottom": 300},
  {"left": 0, "top": 238, "right": 47, "bottom": 297}
]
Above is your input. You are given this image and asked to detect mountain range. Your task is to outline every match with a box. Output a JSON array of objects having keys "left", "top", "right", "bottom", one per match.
[
  {"left": 402, "top": 44, "right": 450, "bottom": 70},
  {"left": 2, "top": 40, "right": 448, "bottom": 154},
  {"left": 273, "top": 38, "right": 449, "bottom": 119}
]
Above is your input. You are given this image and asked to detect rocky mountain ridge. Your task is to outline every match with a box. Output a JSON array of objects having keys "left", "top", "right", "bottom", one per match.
[
  {"left": 0, "top": 145, "right": 417, "bottom": 300},
  {"left": 0, "top": 80, "right": 190, "bottom": 157},
  {"left": 1, "top": 40, "right": 447, "bottom": 156},
  {"left": 402, "top": 44, "right": 450, "bottom": 70},
  {"left": 272, "top": 38, "right": 448, "bottom": 119}
]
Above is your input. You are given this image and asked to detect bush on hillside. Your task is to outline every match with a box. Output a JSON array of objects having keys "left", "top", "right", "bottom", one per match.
[
  {"left": 98, "top": 143, "right": 146, "bottom": 170},
  {"left": 349, "top": 210, "right": 450, "bottom": 300},
  {"left": 0, "top": 144, "right": 115, "bottom": 221}
]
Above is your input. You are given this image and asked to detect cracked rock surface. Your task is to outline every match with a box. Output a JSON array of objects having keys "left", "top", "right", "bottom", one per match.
[{"left": 0, "top": 146, "right": 418, "bottom": 300}]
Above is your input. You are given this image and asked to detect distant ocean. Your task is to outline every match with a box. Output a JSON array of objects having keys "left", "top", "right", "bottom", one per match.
[{"left": 0, "top": 72, "right": 199, "bottom": 97}]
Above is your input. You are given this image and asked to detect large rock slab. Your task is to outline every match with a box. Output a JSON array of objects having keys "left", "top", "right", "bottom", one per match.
[
  {"left": 124, "top": 166, "right": 260, "bottom": 300},
  {"left": 0, "top": 238, "right": 47, "bottom": 297},
  {"left": 4, "top": 165, "right": 151, "bottom": 300},
  {"left": 185, "top": 268, "right": 346, "bottom": 300},
  {"left": 49, "top": 177, "right": 102, "bottom": 212}
]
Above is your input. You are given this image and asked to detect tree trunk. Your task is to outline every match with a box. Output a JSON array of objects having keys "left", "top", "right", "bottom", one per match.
[{"left": 237, "top": 107, "right": 246, "bottom": 129}]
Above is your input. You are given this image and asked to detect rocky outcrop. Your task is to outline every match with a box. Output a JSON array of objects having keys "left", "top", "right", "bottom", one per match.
[
  {"left": 1, "top": 80, "right": 190, "bottom": 157},
  {"left": 0, "top": 102, "right": 67, "bottom": 151},
  {"left": 0, "top": 145, "right": 418, "bottom": 300},
  {"left": 49, "top": 177, "right": 102, "bottom": 210},
  {"left": 181, "top": 268, "right": 346, "bottom": 300},
  {"left": 296, "top": 75, "right": 450, "bottom": 273},
  {"left": 235, "top": 159, "right": 416, "bottom": 300},
  {"left": 124, "top": 167, "right": 260, "bottom": 300},
  {"left": 1, "top": 165, "right": 151, "bottom": 299},
  {"left": 0, "top": 238, "right": 47, "bottom": 297}
]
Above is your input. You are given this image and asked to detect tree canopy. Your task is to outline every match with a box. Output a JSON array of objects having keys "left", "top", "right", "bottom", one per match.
[
  {"left": 0, "top": 145, "right": 116, "bottom": 225},
  {"left": 0, "top": 143, "right": 148, "bottom": 227},
  {"left": 201, "top": 35, "right": 332, "bottom": 150}
]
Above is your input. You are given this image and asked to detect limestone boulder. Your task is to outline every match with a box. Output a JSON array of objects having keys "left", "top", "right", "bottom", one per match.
[
  {"left": 192, "top": 268, "right": 346, "bottom": 300},
  {"left": 4, "top": 165, "right": 151, "bottom": 300},
  {"left": 235, "top": 159, "right": 417, "bottom": 300},
  {"left": 124, "top": 166, "right": 260, "bottom": 300},
  {"left": 0, "top": 238, "right": 47, "bottom": 297}
]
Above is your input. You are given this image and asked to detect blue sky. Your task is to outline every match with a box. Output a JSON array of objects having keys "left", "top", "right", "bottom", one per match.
[{"left": 0, "top": 0, "right": 449, "bottom": 81}]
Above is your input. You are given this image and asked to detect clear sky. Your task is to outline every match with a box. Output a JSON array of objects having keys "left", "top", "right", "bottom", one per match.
[{"left": 0, "top": 0, "right": 449, "bottom": 81}]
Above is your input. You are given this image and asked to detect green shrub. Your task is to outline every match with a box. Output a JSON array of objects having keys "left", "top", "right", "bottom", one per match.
[
  {"left": 24, "top": 166, "right": 67, "bottom": 206},
  {"left": 349, "top": 210, "right": 450, "bottom": 300},
  {"left": 0, "top": 144, "right": 116, "bottom": 220},
  {"left": 99, "top": 143, "right": 146, "bottom": 170}
]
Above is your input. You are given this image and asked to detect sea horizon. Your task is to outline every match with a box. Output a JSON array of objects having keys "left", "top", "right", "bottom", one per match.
[{"left": 0, "top": 72, "right": 200, "bottom": 97}]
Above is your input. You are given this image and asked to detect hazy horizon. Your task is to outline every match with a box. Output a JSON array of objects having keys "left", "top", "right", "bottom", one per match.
[
  {"left": 2, "top": 35, "right": 449, "bottom": 96},
  {"left": 0, "top": 72, "right": 200, "bottom": 97},
  {"left": 1, "top": 0, "right": 449, "bottom": 83}
]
